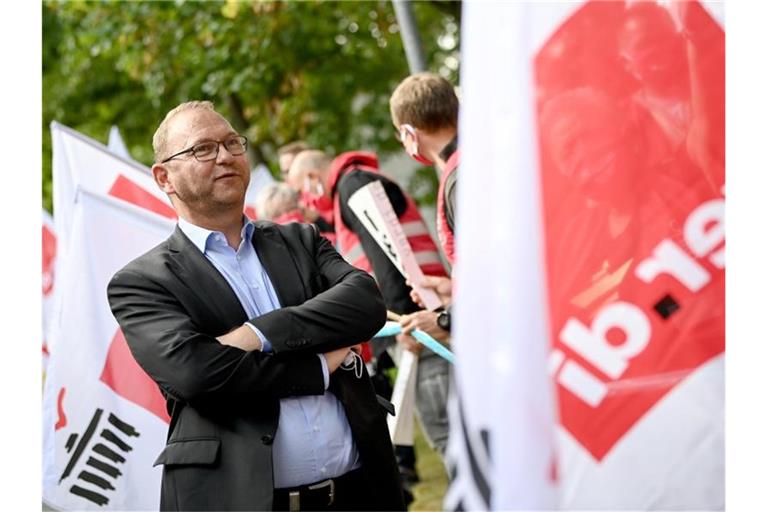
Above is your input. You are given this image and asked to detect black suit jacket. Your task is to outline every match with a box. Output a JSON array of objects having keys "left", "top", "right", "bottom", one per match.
[{"left": 107, "top": 221, "right": 405, "bottom": 511}]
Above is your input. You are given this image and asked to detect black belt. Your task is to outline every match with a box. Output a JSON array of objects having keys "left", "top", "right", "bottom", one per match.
[{"left": 273, "top": 467, "right": 366, "bottom": 511}]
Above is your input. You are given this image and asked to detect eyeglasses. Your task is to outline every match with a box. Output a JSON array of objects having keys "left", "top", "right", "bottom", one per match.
[{"left": 161, "top": 135, "right": 248, "bottom": 163}]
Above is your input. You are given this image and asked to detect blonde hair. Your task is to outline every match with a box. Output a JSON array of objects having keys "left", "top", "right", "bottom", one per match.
[
  {"left": 277, "top": 140, "right": 309, "bottom": 158},
  {"left": 389, "top": 73, "right": 459, "bottom": 132},
  {"left": 152, "top": 101, "right": 215, "bottom": 162},
  {"left": 256, "top": 182, "right": 300, "bottom": 220}
]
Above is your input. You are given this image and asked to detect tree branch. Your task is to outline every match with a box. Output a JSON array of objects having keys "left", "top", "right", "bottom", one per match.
[{"left": 226, "top": 92, "right": 266, "bottom": 167}]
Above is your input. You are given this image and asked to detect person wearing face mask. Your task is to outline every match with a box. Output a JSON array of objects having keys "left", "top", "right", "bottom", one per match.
[
  {"left": 388, "top": 73, "right": 459, "bottom": 370},
  {"left": 287, "top": 150, "right": 447, "bottom": 285},
  {"left": 390, "top": 72, "right": 459, "bottom": 267},
  {"left": 287, "top": 149, "right": 451, "bottom": 489},
  {"left": 276, "top": 141, "right": 336, "bottom": 242}
]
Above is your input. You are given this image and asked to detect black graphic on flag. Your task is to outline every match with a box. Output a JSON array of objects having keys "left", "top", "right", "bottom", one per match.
[
  {"left": 59, "top": 409, "right": 141, "bottom": 506},
  {"left": 444, "top": 375, "right": 492, "bottom": 511}
]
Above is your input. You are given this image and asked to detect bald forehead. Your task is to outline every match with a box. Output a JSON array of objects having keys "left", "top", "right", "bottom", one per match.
[
  {"left": 287, "top": 151, "right": 321, "bottom": 186},
  {"left": 165, "top": 108, "right": 237, "bottom": 150}
]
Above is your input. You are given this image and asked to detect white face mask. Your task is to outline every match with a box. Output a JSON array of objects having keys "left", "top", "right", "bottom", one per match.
[{"left": 399, "top": 124, "right": 434, "bottom": 166}]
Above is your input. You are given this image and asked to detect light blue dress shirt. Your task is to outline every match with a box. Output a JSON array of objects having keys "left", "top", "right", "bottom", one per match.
[{"left": 177, "top": 217, "right": 361, "bottom": 488}]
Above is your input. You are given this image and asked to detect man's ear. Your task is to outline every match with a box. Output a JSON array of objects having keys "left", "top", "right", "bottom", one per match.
[{"left": 152, "top": 163, "right": 174, "bottom": 194}]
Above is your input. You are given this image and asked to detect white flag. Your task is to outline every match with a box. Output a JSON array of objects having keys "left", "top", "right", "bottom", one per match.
[
  {"left": 446, "top": 2, "right": 558, "bottom": 510},
  {"left": 50, "top": 122, "right": 173, "bottom": 288},
  {"left": 107, "top": 125, "right": 132, "bottom": 160},
  {"left": 44, "top": 123, "right": 177, "bottom": 510},
  {"left": 451, "top": 1, "right": 724, "bottom": 510},
  {"left": 42, "top": 190, "right": 174, "bottom": 510},
  {"left": 244, "top": 163, "right": 276, "bottom": 219}
]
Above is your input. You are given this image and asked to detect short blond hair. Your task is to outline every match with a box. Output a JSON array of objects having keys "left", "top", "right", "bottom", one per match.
[
  {"left": 152, "top": 101, "right": 215, "bottom": 162},
  {"left": 256, "top": 182, "right": 300, "bottom": 220},
  {"left": 389, "top": 73, "right": 459, "bottom": 132},
  {"left": 277, "top": 140, "right": 309, "bottom": 158}
]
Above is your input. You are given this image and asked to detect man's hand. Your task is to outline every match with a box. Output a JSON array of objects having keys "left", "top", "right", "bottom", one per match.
[
  {"left": 407, "top": 275, "right": 453, "bottom": 309},
  {"left": 217, "top": 324, "right": 263, "bottom": 352},
  {"left": 399, "top": 310, "right": 450, "bottom": 343},
  {"left": 396, "top": 332, "right": 423, "bottom": 355},
  {"left": 323, "top": 346, "right": 352, "bottom": 373}
]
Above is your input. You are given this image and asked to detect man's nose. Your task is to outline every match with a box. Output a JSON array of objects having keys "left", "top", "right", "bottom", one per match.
[{"left": 216, "top": 142, "right": 237, "bottom": 164}]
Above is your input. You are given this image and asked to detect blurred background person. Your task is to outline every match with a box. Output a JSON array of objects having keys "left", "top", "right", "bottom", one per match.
[
  {"left": 277, "top": 140, "right": 309, "bottom": 177},
  {"left": 255, "top": 182, "right": 305, "bottom": 224},
  {"left": 390, "top": 72, "right": 459, "bottom": 348},
  {"left": 289, "top": 148, "right": 452, "bottom": 499}
]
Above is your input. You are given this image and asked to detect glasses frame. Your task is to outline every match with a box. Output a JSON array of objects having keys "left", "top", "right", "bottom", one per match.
[{"left": 161, "top": 135, "right": 248, "bottom": 164}]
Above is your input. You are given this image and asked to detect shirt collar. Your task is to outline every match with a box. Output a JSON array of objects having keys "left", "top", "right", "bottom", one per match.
[{"left": 178, "top": 216, "right": 254, "bottom": 253}]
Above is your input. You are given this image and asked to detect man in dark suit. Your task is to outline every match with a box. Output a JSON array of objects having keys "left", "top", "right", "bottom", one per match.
[{"left": 107, "top": 101, "right": 405, "bottom": 511}]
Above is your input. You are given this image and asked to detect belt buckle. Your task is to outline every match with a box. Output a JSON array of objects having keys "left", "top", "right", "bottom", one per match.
[
  {"left": 308, "top": 478, "right": 335, "bottom": 506},
  {"left": 288, "top": 491, "right": 300, "bottom": 512}
]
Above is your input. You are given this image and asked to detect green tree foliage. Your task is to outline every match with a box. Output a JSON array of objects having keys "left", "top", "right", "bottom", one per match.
[{"left": 42, "top": 0, "right": 461, "bottom": 213}]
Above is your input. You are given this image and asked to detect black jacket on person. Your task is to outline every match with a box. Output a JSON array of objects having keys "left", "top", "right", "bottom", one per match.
[{"left": 107, "top": 220, "right": 405, "bottom": 511}]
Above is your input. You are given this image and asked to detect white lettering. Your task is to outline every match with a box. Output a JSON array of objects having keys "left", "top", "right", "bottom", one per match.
[
  {"left": 558, "top": 360, "right": 608, "bottom": 407},
  {"left": 548, "top": 349, "right": 565, "bottom": 375},
  {"left": 635, "top": 239, "right": 710, "bottom": 292},
  {"left": 560, "top": 302, "right": 651, "bottom": 379},
  {"left": 684, "top": 198, "right": 724, "bottom": 269}
]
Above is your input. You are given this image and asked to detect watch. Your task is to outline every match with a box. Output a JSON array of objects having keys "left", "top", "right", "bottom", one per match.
[{"left": 436, "top": 309, "right": 451, "bottom": 332}]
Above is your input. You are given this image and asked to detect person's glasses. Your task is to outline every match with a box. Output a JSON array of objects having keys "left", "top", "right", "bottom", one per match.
[{"left": 161, "top": 135, "right": 248, "bottom": 163}]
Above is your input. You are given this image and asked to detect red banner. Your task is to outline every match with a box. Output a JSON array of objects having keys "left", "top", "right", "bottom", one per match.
[{"left": 535, "top": 1, "right": 724, "bottom": 460}]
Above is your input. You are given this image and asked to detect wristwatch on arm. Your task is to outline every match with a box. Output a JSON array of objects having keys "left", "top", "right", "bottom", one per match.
[{"left": 436, "top": 307, "right": 451, "bottom": 333}]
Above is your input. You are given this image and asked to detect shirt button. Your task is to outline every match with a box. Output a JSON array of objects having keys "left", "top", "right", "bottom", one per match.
[
  {"left": 320, "top": 467, "right": 326, "bottom": 473},
  {"left": 313, "top": 426, "right": 320, "bottom": 432}
]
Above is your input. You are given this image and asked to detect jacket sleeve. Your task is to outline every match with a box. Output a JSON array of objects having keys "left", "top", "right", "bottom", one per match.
[
  {"left": 107, "top": 268, "right": 326, "bottom": 406},
  {"left": 248, "top": 223, "right": 388, "bottom": 353}
]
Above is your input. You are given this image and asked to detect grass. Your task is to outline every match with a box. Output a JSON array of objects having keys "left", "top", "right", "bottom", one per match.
[{"left": 409, "top": 422, "right": 449, "bottom": 512}]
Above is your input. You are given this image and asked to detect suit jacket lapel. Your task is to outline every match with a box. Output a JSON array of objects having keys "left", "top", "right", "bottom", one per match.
[
  {"left": 166, "top": 226, "right": 247, "bottom": 327},
  {"left": 251, "top": 223, "right": 306, "bottom": 308}
]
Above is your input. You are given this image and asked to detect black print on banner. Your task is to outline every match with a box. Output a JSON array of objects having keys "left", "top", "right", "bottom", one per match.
[
  {"left": 363, "top": 209, "right": 400, "bottom": 263},
  {"left": 653, "top": 293, "right": 681, "bottom": 319},
  {"left": 59, "top": 408, "right": 141, "bottom": 506},
  {"left": 446, "top": 388, "right": 492, "bottom": 511}
]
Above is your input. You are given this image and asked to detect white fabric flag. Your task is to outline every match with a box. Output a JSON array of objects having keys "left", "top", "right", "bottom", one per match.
[
  {"left": 50, "top": 122, "right": 172, "bottom": 292},
  {"left": 245, "top": 163, "right": 276, "bottom": 219},
  {"left": 452, "top": 1, "right": 725, "bottom": 510},
  {"left": 42, "top": 190, "right": 174, "bottom": 510},
  {"left": 44, "top": 123, "right": 176, "bottom": 509},
  {"left": 445, "top": 2, "right": 558, "bottom": 510},
  {"left": 107, "top": 125, "right": 131, "bottom": 160}
]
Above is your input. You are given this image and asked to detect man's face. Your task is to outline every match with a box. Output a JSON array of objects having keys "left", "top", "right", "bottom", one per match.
[
  {"left": 155, "top": 109, "right": 250, "bottom": 216},
  {"left": 285, "top": 163, "right": 307, "bottom": 192}
]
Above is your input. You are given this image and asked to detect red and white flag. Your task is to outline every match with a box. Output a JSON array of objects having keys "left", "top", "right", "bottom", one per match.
[
  {"left": 42, "top": 209, "right": 56, "bottom": 374},
  {"left": 43, "top": 124, "right": 176, "bottom": 510},
  {"left": 449, "top": 1, "right": 724, "bottom": 509}
]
